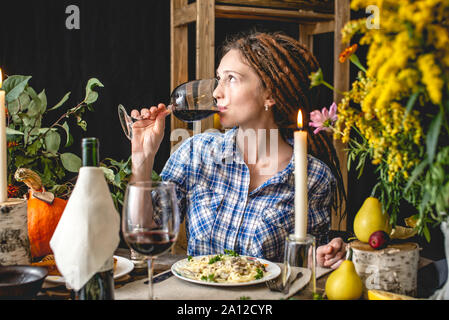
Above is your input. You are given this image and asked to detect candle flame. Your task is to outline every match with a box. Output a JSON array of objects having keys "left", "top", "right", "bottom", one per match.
[
  {"left": 0, "top": 69, "right": 2, "bottom": 88},
  {"left": 297, "top": 109, "right": 304, "bottom": 129}
]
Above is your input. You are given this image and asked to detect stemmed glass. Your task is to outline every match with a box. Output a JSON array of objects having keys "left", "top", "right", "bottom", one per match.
[
  {"left": 122, "top": 181, "right": 180, "bottom": 300},
  {"left": 118, "top": 78, "right": 218, "bottom": 140}
]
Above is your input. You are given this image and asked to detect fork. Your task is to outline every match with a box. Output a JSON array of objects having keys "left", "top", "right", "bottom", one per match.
[
  {"left": 266, "top": 276, "right": 284, "bottom": 292},
  {"left": 282, "top": 271, "right": 303, "bottom": 294},
  {"left": 266, "top": 271, "right": 303, "bottom": 293}
]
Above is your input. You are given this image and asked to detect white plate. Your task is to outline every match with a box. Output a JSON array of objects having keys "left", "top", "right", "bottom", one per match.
[
  {"left": 45, "top": 255, "right": 134, "bottom": 284},
  {"left": 171, "top": 255, "right": 281, "bottom": 287}
]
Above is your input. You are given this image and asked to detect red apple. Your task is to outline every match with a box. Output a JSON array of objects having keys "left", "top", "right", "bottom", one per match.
[{"left": 369, "top": 231, "right": 390, "bottom": 250}]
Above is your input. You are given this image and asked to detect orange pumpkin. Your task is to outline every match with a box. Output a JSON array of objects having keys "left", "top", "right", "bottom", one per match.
[{"left": 14, "top": 168, "right": 67, "bottom": 259}]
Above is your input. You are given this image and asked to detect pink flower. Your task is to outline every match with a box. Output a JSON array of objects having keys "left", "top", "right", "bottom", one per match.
[{"left": 309, "top": 102, "right": 338, "bottom": 134}]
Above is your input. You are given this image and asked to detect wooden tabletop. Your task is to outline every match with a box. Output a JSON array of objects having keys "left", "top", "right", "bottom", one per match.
[
  {"left": 37, "top": 248, "right": 187, "bottom": 300},
  {"left": 36, "top": 248, "right": 436, "bottom": 300},
  {"left": 37, "top": 248, "right": 326, "bottom": 300}
]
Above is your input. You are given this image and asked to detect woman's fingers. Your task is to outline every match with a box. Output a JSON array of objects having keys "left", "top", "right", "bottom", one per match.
[
  {"left": 317, "top": 244, "right": 332, "bottom": 267},
  {"left": 324, "top": 252, "right": 344, "bottom": 268},
  {"left": 141, "top": 108, "right": 150, "bottom": 118},
  {"left": 149, "top": 106, "right": 157, "bottom": 117},
  {"left": 131, "top": 109, "right": 141, "bottom": 119},
  {"left": 131, "top": 104, "right": 169, "bottom": 120},
  {"left": 156, "top": 104, "right": 171, "bottom": 117},
  {"left": 330, "top": 237, "right": 344, "bottom": 250},
  {"left": 330, "top": 259, "right": 344, "bottom": 270}
]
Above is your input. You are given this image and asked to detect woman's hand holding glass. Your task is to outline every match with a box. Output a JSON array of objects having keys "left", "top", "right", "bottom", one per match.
[{"left": 130, "top": 104, "right": 171, "bottom": 181}]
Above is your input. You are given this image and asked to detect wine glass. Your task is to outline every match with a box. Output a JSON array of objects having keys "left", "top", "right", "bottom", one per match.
[
  {"left": 122, "top": 181, "right": 180, "bottom": 300},
  {"left": 118, "top": 78, "right": 218, "bottom": 140}
]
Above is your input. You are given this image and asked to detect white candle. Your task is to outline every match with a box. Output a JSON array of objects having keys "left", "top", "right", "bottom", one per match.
[
  {"left": 294, "top": 110, "right": 308, "bottom": 239},
  {"left": 0, "top": 69, "right": 7, "bottom": 202}
]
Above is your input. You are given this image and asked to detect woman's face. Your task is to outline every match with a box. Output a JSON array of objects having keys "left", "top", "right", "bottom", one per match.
[{"left": 213, "top": 49, "right": 270, "bottom": 129}]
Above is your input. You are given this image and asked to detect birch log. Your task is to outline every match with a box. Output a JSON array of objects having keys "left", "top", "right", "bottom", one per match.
[
  {"left": 0, "top": 199, "right": 31, "bottom": 265},
  {"left": 350, "top": 240, "right": 420, "bottom": 297}
]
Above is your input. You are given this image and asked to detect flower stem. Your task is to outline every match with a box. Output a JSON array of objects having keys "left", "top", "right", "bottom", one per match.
[
  {"left": 322, "top": 81, "right": 345, "bottom": 96},
  {"left": 37, "top": 101, "right": 85, "bottom": 141}
]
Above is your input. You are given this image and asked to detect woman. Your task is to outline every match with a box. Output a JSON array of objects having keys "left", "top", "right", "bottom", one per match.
[{"left": 130, "top": 31, "right": 347, "bottom": 267}]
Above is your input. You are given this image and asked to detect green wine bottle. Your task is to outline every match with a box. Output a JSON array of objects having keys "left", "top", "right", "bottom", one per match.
[
  {"left": 81, "top": 137, "right": 100, "bottom": 167},
  {"left": 72, "top": 137, "right": 115, "bottom": 300}
]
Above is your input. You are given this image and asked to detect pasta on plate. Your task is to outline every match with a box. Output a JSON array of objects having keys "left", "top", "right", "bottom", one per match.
[{"left": 176, "top": 252, "right": 268, "bottom": 283}]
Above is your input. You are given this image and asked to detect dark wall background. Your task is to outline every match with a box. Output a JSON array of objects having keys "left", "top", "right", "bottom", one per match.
[
  {"left": 0, "top": 1, "right": 444, "bottom": 259},
  {"left": 0, "top": 0, "right": 172, "bottom": 173}
]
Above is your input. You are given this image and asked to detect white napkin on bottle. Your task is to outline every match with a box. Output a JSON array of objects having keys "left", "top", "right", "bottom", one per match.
[{"left": 50, "top": 167, "right": 120, "bottom": 291}]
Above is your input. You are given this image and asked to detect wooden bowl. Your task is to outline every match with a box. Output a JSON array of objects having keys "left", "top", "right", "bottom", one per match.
[{"left": 0, "top": 265, "right": 48, "bottom": 299}]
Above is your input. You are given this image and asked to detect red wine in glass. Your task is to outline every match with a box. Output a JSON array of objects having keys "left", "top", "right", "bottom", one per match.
[
  {"left": 172, "top": 109, "right": 219, "bottom": 122},
  {"left": 169, "top": 78, "right": 218, "bottom": 122},
  {"left": 126, "top": 230, "right": 177, "bottom": 256}
]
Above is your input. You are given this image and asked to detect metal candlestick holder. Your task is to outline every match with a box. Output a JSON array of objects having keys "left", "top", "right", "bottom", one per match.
[{"left": 283, "top": 234, "right": 316, "bottom": 296}]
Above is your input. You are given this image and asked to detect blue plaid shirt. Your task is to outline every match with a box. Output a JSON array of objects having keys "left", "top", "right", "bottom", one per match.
[{"left": 161, "top": 127, "right": 336, "bottom": 262}]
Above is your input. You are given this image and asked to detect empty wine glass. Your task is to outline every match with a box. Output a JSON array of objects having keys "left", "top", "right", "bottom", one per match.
[
  {"left": 118, "top": 78, "right": 218, "bottom": 140},
  {"left": 122, "top": 181, "right": 180, "bottom": 300}
]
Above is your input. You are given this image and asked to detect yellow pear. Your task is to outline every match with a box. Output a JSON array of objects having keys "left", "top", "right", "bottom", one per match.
[
  {"left": 353, "top": 197, "right": 391, "bottom": 243},
  {"left": 325, "top": 248, "right": 363, "bottom": 300}
]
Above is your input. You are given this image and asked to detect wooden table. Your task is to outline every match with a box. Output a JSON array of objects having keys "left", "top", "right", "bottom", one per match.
[
  {"left": 36, "top": 248, "right": 436, "bottom": 300},
  {"left": 37, "top": 248, "right": 186, "bottom": 300},
  {"left": 37, "top": 248, "right": 329, "bottom": 300},
  {"left": 113, "top": 248, "right": 327, "bottom": 300}
]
